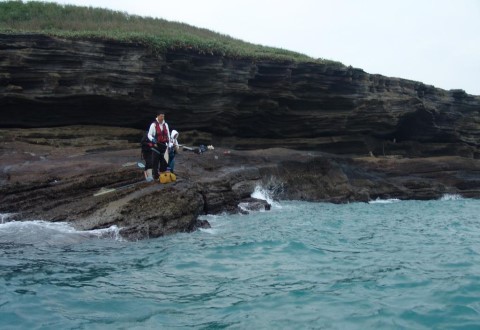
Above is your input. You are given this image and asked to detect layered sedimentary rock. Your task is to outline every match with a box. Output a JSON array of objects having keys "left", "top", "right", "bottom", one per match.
[
  {"left": 1, "top": 126, "right": 479, "bottom": 241},
  {"left": 1, "top": 33, "right": 479, "bottom": 158},
  {"left": 1, "top": 34, "right": 479, "bottom": 240}
]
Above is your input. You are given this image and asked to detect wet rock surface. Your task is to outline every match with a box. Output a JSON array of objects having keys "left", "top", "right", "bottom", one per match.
[
  {"left": 1, "top": 126, "right": 479, "bottom": 240},
  {"left": 1, "top": 34, "right": 479, "bottom": 239}
]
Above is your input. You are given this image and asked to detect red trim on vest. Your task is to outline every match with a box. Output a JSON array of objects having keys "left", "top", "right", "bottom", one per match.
[{"left": 155, "top": 122, "right": 169, "bottom": 143}]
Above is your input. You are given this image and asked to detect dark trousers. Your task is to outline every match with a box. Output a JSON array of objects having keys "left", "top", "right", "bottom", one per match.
[
  {"left": 151, "top": 144, "right": 168, "bottom": 178},
  {"left": 141, "top": 150, "right": 152, "bottom": 169}
]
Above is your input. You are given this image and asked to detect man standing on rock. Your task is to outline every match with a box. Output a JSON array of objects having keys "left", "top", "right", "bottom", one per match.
[{"left": 147, "top": 112, "right": 170, "bottom": 180}]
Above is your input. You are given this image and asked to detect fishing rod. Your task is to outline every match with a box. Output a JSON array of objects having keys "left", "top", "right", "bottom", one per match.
[{"left": 93, "top": 162, "right": 146, "bottom": 197}]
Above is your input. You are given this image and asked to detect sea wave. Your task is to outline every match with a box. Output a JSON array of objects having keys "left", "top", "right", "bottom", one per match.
[
  {"left": 368, "top": 198, "right": 401, "bottom": 204},
  {"left": 199, "top": 227, "right": 218, "bottom": 235},
  {"left": 440, "top": 193, "right": 463, "bottom": 201},
  {"left": 0, "top": 218, "right": 123, "bottom": 245},
  {"left": 1, "top": 200, "right": 480, "bottom": 329}
]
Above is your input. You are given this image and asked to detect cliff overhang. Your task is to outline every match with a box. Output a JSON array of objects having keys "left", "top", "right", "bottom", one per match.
[{"left": 1, "top": 33, "right": 479, "bottom": 158}]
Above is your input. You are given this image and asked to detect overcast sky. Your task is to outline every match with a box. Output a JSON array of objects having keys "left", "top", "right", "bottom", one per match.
[{"left": 34, "top": 0, "right": 480, "bottom": 95}]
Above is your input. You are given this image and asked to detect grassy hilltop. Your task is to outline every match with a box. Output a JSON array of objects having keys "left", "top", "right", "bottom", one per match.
[{"left": 0, "top": 0, "right": 342, "bottom": 64}]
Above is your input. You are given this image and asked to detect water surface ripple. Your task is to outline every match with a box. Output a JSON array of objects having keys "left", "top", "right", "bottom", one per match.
[{"left": 1, "top": 198, "right": 479, "bottom": 329}]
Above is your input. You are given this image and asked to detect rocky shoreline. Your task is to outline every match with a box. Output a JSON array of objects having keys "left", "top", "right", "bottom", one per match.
[
  {"left": 1, "top": 126, "right": 479, "bottom": 240},
  {"left": 1, "top": 33, "right": 479, "bottom": 241}
]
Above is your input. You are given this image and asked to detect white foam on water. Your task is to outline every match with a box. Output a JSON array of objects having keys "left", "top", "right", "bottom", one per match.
[
  {"left": 368, "top": 198, "right": 401, "bottom": 204},
  {"left": 197, "top": 214, "right": 228, "bottom": 235},
  {"left": 199, "top": 227, "right": 218, "bottom": 235},
  {"left": 440, "top": 193, "right": 463, "bottom": 201},
  {"left": 87, "top": 225, "right": 123, "bottom": 240},
  {"left": 198, "top": 214, "right": 224, "bottom": 227},
  {"left": 0, "top": 219, "right": 123, "bottom": 244}
]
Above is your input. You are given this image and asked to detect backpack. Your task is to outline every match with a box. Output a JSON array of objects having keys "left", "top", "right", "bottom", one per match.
[{"left": 159, "top": 171, "right": 176, "bottom": 184}]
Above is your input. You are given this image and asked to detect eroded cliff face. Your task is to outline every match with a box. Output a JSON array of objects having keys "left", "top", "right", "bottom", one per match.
[{"left": 1, "top": 33, "right": 479, "bottom": 157}]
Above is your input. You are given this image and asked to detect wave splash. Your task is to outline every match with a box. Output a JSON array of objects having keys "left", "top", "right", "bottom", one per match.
[
  {"left": 0, "top": 217, "right": 123, "bottom": 245},
  {"left": 251, "top": 185, "right": 281, "bottom": 209},
  {"left": 440, "top": 193, "right": 463, "bottom": 201}
]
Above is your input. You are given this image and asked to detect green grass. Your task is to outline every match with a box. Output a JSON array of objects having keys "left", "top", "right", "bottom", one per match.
[{"left": 0, "top": 0, "right": 343, "bottom": 65}]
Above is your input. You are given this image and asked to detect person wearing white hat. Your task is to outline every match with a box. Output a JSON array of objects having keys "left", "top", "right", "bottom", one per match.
[{"left": 168, "top": 129, "right": 180, "bottom": 173}]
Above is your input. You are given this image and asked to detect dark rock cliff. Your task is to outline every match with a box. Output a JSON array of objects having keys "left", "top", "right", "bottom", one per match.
[{"left": 1, "top": 33, "right": 479, "bottom": 158}]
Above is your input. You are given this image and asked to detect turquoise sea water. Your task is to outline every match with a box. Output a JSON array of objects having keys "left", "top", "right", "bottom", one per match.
[{"left": 1, "top": 193, "right": 480, "bottom": 329}]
